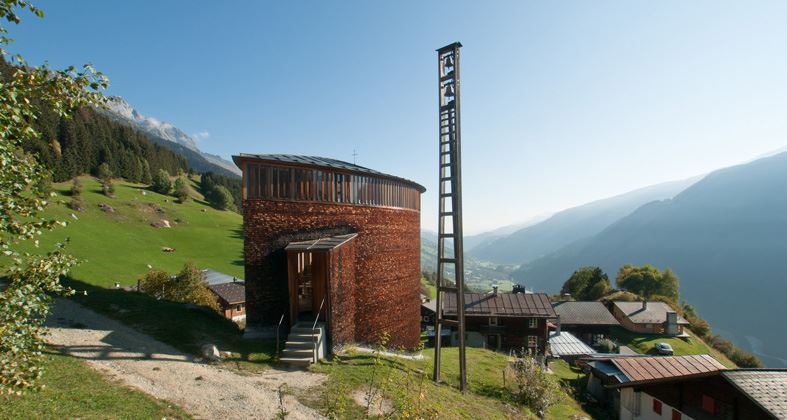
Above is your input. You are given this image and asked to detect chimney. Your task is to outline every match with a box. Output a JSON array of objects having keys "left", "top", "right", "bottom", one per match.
[
  {"left": 512, "top": 284, "right": 526, "bottom": 294},
  {"left": 666, "top": 311, "right": 678, "bottom": 335},
  {"left": 642, "top": 300, "right": 648, "bottom": 310},
  {"left": 492, "top": 285, "right": 498, "bottom": 295},
  {"left": 556, "top": 315, "right": 561, "bottom": 335}
]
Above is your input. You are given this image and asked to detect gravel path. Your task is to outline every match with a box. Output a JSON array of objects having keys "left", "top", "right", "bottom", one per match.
[{"left": 45, "top": 298, "right": 326, "bottom": 419}]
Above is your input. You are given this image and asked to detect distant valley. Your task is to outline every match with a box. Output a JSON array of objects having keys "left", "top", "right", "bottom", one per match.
[
  {"left": 452, "top": 150, "right": 787, "bottom": 367},
  {"left": 470, "top": 177, "right": 699, "bottom": 264}
]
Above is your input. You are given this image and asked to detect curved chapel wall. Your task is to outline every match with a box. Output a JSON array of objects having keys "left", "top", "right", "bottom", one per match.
[{"left": 242, "top": 189, "right": 422, "bottom": 349}]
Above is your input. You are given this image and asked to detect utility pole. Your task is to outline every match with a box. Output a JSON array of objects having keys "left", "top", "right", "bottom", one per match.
[{"left": 432, "top": 42, "right": 467, "bottom": 392}]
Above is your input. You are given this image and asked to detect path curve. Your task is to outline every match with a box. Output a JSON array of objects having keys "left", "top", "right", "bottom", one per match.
[{"left": 46, "top": 298, "right": 325, "bottom": 420}]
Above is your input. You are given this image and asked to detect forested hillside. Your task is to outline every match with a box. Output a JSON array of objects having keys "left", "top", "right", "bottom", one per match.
[
  {"left": 101, "top": 96, "right": 242, "bottom": 179},
  {"left": 513, "top": 150, "right": 787, "bottom": 367}
]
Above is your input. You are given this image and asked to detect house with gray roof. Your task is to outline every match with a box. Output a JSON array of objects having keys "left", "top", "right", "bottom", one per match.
[
  {"left": 552, "top": 301, "right": 621, "bottom": 346},
  {"left": 586, "top": 354, "right": 786, "bottom": 420},
  {"left": 202, "top": 268, "right": 242, "bottom": 286},
  {"left": 611, "top": 301, "right": 689, "bottom": 335}
]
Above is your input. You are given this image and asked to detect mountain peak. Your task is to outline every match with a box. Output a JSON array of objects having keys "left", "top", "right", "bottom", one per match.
[
  {"left": 103, "top": 96, "right": 199, "bottom": 152},
  {"left": 99, "top": 96, "right": 240, "bottom": 177}
]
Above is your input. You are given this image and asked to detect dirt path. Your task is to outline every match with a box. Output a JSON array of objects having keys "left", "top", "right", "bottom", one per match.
[{"left": 45, "top": 298, "right": 326, "bottom": 419}]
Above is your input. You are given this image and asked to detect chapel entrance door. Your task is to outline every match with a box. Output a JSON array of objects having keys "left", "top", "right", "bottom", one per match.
[{"left": 287, "top": 251, "right": 327, "bottom": 325}]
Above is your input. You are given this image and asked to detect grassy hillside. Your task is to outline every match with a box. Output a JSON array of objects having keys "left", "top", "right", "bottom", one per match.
[
  {"left": 18, "top": 176, "right": 243, "bottom": 287},
  {"left": 610, "top": 327, "right": 736, "bottom": 368},
  {"left": 310, "top": 347, "right": 593, "bottom": 419}
]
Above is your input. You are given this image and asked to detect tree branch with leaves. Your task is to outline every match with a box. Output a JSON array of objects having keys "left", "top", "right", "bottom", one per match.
[{"left": 0, "top": 0, "right": 107, "bottom": 394}]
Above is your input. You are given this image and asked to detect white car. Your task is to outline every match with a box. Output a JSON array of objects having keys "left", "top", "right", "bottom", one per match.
[{"left": 655, "top": 342, "right": 674, "bottom": 355}]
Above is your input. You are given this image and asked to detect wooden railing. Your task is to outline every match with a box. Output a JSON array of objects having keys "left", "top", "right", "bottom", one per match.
[
  {"left": 275, "top": 313, "right": 285, "bottom": 357},
  {"left": 312, "top": 297, "right": 325, "bottom": 363}
]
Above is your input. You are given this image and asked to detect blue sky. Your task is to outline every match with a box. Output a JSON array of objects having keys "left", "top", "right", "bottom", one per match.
[{"left": 10, "top": 1, "right": 787, "bottom": 233}]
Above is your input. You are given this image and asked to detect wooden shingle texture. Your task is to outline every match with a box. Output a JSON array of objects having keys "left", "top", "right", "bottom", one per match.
[
  {"left": 723, "top": 370, "right": 787, "bottom": 419},
  {"left": 611, "top": 354, "right": 726, "bottom": 384}
]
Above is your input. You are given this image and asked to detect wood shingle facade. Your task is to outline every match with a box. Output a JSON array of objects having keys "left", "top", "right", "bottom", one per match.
[{"left": 234, "top": 154, "right": 425, "bottom": 349}]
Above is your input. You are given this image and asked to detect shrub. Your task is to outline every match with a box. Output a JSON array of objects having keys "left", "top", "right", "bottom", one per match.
[
  {"left": 101, "top": 179, "right": 115, "bottom": 197},
  {"left": 506, "top": 351, "right": 562, "bottom": 418},
  {"left": 97, "top": 162, "right": 112, "bottom": 182},
  {"left": 151, "top": 169, "right": 172, "bottom": 194},
  {"left": 173, "top": 177, "right": 190, "bottom": 203},
  {"left": 707, "top": 335, "right": 763, "bottom": 367},
  {"left": 207, "top": 185, "right": 235, "bottom": 211},
  {"left": 139, "top": 262, "right": 218, "bottom": 311},
  {"left": 97, "top": 163, "right": 114, "bottom": 197},
  {"left": 596, "top": 338, "right": 616, "bottom": 353},
  {"left": 70, "top": 178, "right": 82, "bottom": 197},
  {"left": 681, "top": 303, "right": 711, "bottom": 338},
  {"left": 708, "top": 335, "right": 735, "bottom": 355},
  {"left": 35, "top": 171, "right": 53, "bottom": 196},
  {"left": 730, "top": 349, "right": 763, "bottom": 368}
]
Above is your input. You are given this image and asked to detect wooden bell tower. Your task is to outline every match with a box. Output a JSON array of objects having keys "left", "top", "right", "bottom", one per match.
[{"left": 432, "top": 42, "right": 467, "bottom": 392}]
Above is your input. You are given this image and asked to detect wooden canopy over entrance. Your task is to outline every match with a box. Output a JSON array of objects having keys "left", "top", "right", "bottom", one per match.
[{"left": 284, "top": 234, "right": 357, "bottom": 327}]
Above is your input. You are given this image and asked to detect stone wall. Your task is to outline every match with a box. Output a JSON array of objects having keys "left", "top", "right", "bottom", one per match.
[{"left": 243, "top": 199, "right": 421, "bottom": 349}]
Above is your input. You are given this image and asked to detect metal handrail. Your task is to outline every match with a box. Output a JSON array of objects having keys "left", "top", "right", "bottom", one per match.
[
  {"left": 312, "top": 297, "right": 325, "bottom": 363},
  {"left": 275, "top": 313, "right": 285, "bottom": 357}
]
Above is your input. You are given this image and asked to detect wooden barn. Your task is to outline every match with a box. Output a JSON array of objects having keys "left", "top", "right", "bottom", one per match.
[{"left": 233, "top": 154, "right": 425, "bottom": 363}]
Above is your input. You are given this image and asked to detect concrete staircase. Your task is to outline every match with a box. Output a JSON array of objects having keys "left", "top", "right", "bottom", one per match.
[{"left": 280, "top": 322, "right": 326, "bottom": 366}]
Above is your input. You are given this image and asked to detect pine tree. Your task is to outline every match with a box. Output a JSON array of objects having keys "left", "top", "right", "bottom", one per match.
[{"left": 140, "top": 159, "right": 152, "bottom": 184}]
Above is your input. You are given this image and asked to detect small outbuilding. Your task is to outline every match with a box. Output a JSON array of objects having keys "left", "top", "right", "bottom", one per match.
[
  {"left": 549, "top": 330, "right": 596, "bottom": 363},
  {"left": 202, "top": 269, "right": 246, "bottom": 321},
  {"left": 207, "top": 281, "right": 246, "bottom": 321}
]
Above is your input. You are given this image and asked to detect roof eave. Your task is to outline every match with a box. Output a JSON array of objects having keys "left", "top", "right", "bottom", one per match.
[
  {"left": 606, "top": 370, "right": 725, "bottom": 389},
  {"left": 233, "top": 154, "right": 426, "bottom": 193}
]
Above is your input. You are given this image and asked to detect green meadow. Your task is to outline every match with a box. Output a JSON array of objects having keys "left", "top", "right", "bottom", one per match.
[{"left": 17, "top": 176, "right": 244, "bottom": 287}]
